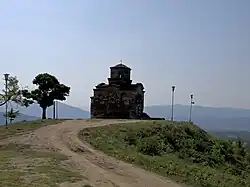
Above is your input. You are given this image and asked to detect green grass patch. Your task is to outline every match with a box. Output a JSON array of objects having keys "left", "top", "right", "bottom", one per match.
[
  {"left": 0, "top": 119, "right": 64, "bottom": 140},
  {"left": 0, "top": 143, "right": 82, "bottom": 187},
  {"left": 80, "top": 120, "right": 250, "bottom": 187}
]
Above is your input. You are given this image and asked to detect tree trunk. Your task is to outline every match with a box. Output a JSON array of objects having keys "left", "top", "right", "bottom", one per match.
[{"left": 42, "top": 107, "right": 47, "bottom": 119}]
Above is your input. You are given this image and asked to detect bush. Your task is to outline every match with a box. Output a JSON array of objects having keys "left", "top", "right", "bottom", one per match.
[
  {"left": 138, "top": 136, "right": 164, "bottom": 156},
  {"left": 124, "top": 130, "right": 137, "bottom": 145},
  {"left": 124, "top": 121, "right": 250, "bottom": 175},
  {"left": 82, "top": 120, "right": 250, "bottom": 187}
]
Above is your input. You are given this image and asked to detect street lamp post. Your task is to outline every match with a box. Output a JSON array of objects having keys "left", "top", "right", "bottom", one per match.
[
  {"left": 56, "top": 100, "right": 58, "bottom": 119},
  {"left": 53, "top": 101, "right": 56, "bottom": 119},
  {"left": 171, "top": 86, "right": 175, "bottom": 121},
  {"left": 4, "top": 73, "right": 9, "bottom": 128},
  {"left": 189, "top": 94, "right": 195, "bottom": 122}
]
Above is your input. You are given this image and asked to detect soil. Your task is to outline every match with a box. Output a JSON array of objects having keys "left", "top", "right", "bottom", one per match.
[{"left": 4, "top": 119, "right": 183, "bottom": 187}]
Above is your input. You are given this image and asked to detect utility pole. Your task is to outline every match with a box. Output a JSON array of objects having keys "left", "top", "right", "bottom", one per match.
[
  {"left": 56, "top": 100, "right": 58, "bottom": 119},
  {"left": 171, "top": 86, "right": 175, "bottom": 121},
  {"left": 4, "top": 73, "right": 9, "bottom": 128},
  {"left": 189, "top": 94, "right": 195, "bottom": 122},
  {"left": 53, "top": 101, "right": 56, "bottom": 119}
]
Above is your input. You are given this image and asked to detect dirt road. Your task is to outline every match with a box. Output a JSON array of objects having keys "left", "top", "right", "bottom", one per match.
[{"left": 6, "top": 119, "right": 182, "bottom": 187}]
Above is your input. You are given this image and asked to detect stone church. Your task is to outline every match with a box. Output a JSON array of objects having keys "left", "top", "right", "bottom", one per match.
[{"left": 90, "top": 62, "right": 150, "bottom": 119}]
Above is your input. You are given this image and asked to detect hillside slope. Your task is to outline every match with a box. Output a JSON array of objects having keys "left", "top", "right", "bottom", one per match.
[
  {"left": 2, "top": 119, "right": 181, "bottom": 187},
  {"left": 81, "top": 120, "right": 250, "bottom": 187}
]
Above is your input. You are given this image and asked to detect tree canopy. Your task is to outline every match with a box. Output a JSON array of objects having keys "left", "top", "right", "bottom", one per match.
[
  {"left": 24, "top": 73, "right": 70, "bottom": 119},
  {"left": 0, "top": 76, "right": 33, "bottom": 107}
]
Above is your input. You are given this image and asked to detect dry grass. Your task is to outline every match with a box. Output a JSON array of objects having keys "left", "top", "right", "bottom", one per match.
[
  {"left": 0, "top": 119, "right": 88, "bottom": 187},
  {"left": 0, "top": 119, "right": 64, "bottom": 140},
  {"left": 0, "top": 143, "right": 83, "bottom": 187}
]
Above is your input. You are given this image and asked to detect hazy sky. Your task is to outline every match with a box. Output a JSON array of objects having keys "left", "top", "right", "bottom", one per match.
[{"left": 0, "top": 0, "right": 249, "bottom": 110}]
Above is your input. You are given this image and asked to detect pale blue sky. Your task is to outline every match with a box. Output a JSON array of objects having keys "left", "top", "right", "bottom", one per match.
[{"left": 0, "top": 0, "right": 249, "bottom": 110}]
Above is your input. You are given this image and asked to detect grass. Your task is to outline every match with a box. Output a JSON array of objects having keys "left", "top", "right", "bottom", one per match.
[
  {"left": 0, "top": 119, "right": 64, "bottom": 140},
  {"left": 80, "top": 120, "right": 250, "bottom": 187},
  {"left": 0, "top": 143, "right": 82, "bottom": 187},
  {"left": 0, "top": 119, "right": 85, "bottom": 186}
]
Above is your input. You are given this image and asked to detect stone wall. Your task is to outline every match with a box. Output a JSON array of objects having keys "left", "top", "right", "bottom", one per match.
[
  {"left": 91, "top": 86, "right": 144, "bottom": 119},
  {"left": 90, "top": 63, "right": 146, "bottom": 119}
]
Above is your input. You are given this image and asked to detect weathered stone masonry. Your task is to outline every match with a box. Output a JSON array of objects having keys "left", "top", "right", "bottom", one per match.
[{"left": 90, "top": 63, "right": 149, "bottom": 119}]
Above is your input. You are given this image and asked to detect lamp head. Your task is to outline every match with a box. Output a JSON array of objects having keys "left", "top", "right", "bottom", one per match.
[
  {"left": 4, "top": 73, "right": 9, "bottom": 80},
  {"left": 190, "top": 94, "right": 193, "bottom": 99},
  {"left": 172, "top": 86, "right": 175, "bottom": 91}
]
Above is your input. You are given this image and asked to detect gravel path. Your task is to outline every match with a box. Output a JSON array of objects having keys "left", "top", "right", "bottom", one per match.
[{"left": 4, "top": 119, "right": 183, "bottom": 187}]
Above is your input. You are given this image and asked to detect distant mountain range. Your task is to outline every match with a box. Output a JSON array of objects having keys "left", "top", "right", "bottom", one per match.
[
  {"left": 145, "top": 105, "right": 250, "bottom": 131},
  {"left": 19, "top": 102, "right": 90, "bottom": 119},
  {"left": 0, "top": 102, "right": 90, "bottom": 125},
  {"left": 0, "top": 103, "right": 249, "bottom": 132},
  {"left": 0, "top": 112, "right": 39, "bottom": 124}
]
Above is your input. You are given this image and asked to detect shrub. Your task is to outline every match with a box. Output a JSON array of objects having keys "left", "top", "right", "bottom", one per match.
[
  {"left": 138, "top": 136, "right": 164, "bottom": 156},
  {"left": 82, "top": 120, "right": 250, "bottom": 187},
  {"left": 124, "top": 130, "right": 137, "bottom": 145},
  {"left": 124, "top": 121, "right": 250, "bottom": 175}
]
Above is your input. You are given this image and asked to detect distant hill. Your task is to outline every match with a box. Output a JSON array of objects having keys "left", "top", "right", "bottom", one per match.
[
  {"left": 1, "top": 102, "right": 249, "bottom": 131},
  {"left": 0, "top": 102, "right": 90, "bottom": 120},
  {"left": 19, "top": 102, "right": 90, "bottom": 119},
  {"left": 145, "top": 104, "right": 250, "bottom": 131},
  {"left": 0, "top": 112, "right": 39, "bottom": 125}
]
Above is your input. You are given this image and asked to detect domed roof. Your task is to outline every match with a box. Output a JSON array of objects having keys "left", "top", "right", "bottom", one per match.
[
  {"left": 96, "top": 82, "right": 108, "bottom": 88},
  {"left": 110, "top": 62, "right": 131, "bottom": 70}
]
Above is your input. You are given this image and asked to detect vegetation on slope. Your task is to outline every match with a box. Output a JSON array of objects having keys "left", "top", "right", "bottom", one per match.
[
  {"left": 210, "top": 131, "right": 250, "bottom": 148},
  {"left": 80, "top": 120, "right": 250, "bottom": 187}
]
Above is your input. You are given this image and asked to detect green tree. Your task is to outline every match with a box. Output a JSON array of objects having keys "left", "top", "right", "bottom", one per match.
[
  {"left": 0, "top": 76, "right": 33, "bottom": 107},
  {"left": 0, "top": 75, "right": 33, "bottom": 128},
  {"left": 24, "top": 73, "right": 70, "bottom": 119},
  {"left": 3, "top": 108, "right": 20, "bottom": 123}
]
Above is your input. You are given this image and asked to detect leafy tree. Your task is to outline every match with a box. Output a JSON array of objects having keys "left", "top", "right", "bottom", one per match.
[
  {"left": 0, "top": 76, "right": 33, "bottom": 107},
  {"left": 24, "top": 73, "right": 70, "bottom": 119},
  {"left": 3, "top": 108, "right": 20, "bottom": 123},
  {"left": 0, "top": 75, "right": 33, "bottom": 128}
]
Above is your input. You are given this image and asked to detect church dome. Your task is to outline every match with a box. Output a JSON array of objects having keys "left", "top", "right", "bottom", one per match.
[
  {"left": 110, "top": 63, "right": 131, "bottom": 70},
  {"left": 96, "top": 82, "right": 108, "bottom": 88}
]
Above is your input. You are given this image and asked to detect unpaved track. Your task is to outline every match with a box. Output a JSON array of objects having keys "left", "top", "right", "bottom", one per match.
[{"left": 6, "top": 119, "right": 182, "bottom": 187}]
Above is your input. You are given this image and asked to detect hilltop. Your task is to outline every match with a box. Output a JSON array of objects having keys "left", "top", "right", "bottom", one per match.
[
  {"left": 81, "top": 120, "right": 250, "bottom": 187},
  {"left": 1, "top": 118, "right": 249, "bottom": 186},
  {"left": 0, "top": 119, "right": 179, "bottom": 187}
]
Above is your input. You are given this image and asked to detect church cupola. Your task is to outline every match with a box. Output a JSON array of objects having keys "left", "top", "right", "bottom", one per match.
[{"left": 108, "top": 60, "right": 132, "bottom": 85}]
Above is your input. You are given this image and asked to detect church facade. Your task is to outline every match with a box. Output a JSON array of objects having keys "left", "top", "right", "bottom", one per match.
[{"left": 90, "top": 62, "right": 148, "bottom": 119}]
